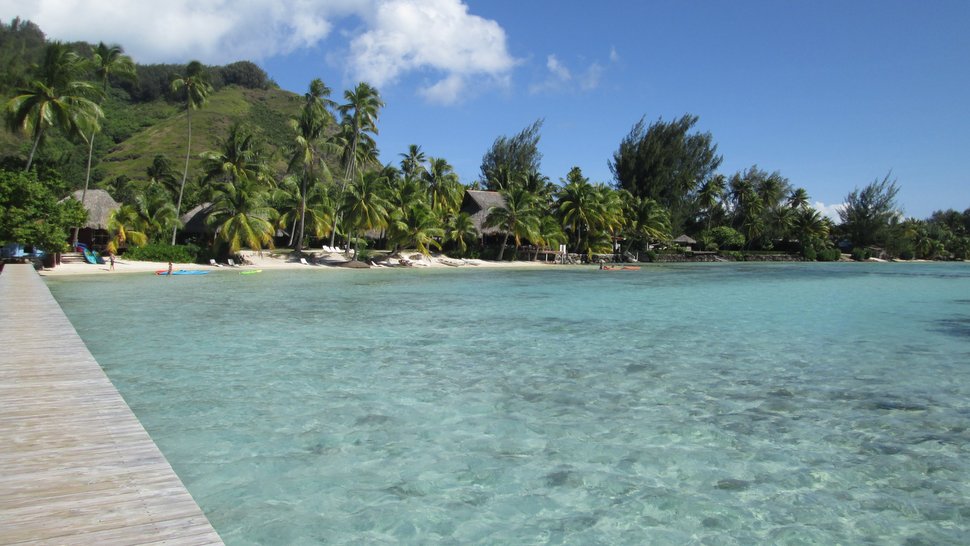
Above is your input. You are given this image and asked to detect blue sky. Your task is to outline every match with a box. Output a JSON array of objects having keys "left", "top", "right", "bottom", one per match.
[{"left": 5, "top": 0, "right": 968, "bottom": 218}]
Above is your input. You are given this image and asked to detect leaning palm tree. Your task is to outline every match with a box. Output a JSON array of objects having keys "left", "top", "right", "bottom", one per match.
[
  {"left": 331, "top": 82, "right": 383, "bottom": 250},
  {"left": 5, "top": 42, "right": 102, "bottom": 171},
  {"left": 79, "top": 43, "right": 136, "bottom": 224},
  {"left": 444, "top": 211, "right": 478, "bottom": 256},
  {"left": 170, "top": 60, "right": 212, "bottom": 244}
]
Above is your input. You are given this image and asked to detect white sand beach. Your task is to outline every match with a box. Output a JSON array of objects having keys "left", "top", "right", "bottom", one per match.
[{"left": 38, "top": 250, "right": 556, "bottom": 276}]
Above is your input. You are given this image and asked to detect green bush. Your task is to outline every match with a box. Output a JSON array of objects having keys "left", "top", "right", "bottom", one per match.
[
  {"left": 802, "top": 245, "right": 817, "bottom": 261},
  {"left": 123, "top": 243, "right": 200, "bottom": 263},
  {"left": 817, "top": 247, "right": 842, "bottom": 262},
  {"left": 850, "top": 247, "right": 869, "bottom": 261},
  {"left": 898, "top": 249, "right": 915, "bottom": 260},
  {"left": 643, "top": 250, "right": 658, "bottom": 262}
]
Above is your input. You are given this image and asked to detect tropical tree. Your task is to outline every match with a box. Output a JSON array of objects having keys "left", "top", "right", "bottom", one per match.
[
  {"left": 170, "top": 60, "right": 213, "bottom": 244},
  {"left": 389, "top": 201, "right": 443, "bottom": 256},
  {"left": 480, "top": 119, "right": 543, "bottom": 191},
  {"left": 289, "top": 78, "right": 335, "bottom": 252},
  {"left": 79, "top": 43, "right": 136, "bottom": 226},
  {"left": 132, "top": 185, "right": 179, "bottom": 242},
  {"left": 274, "top": 175, "right": 333, "bottom": 247},
  {"left": 206, "top": 176, "right": 278, "bottom": 254},
  {"left": 201, "top": 123, "right": 271, "bottom": 195},
  {"left": 399, "top": 144, "right": 427, "bottom": 181},
  {"left": 342, "top": 169, "right": 389, "bottom": 257},
  {"left": 423, "top": 157, "right": 463, "bottom": 215},
  {"left": 697, "top": 174, "right": 726, "bottom": 230},
  {"left": 838, "top": 172, "right": 901, "bottom": 249},
  {"left": 444, "top": 211, "right": 477, "bottom": 256},
  {"left": 5, "top": 42, "right": 102, "bottom": 171},
  {"left": 629, "top": 196, "right": 671, "bottom": 248},
  {"left": 332, "top": 82, "right": 383, "bottom": 250},
  {"left": 106, "top": 203, "right": 148, "bottom": 254},
  {"left": 556, "top": 167, "right": 600, "bottom": 253},
  {"left": 485, "top": 187, "right": 539, "bottom": 260}
]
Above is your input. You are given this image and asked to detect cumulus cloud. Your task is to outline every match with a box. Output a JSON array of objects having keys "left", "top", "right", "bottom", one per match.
[
  {"left": 1, "top": 0, "right": 515, "bottom": 103},
  {"left": 814, "top": 201, "right": 845, "bottom": 222},
  {"left": 609, "top": 46, "right": 620, "bottom": 63},
  {"left": 348, "top": 0, "right": 515, "bottom": 103},
  {"left": 0, "top": 0, "right": 353, "bottom": 63},
  {"left": 530, "top": 54, "right": 606, "bottom": 95}
]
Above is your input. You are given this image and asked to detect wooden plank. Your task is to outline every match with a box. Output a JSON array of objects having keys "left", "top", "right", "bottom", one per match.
[{"left": 0, "top": 265, "right": 223, "bottom": 545}]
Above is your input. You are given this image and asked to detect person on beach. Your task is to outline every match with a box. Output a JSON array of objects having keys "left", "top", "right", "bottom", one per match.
[
  {"left": 167, "top": 261, "right": 173, "bottom": 275},
  {"left": 108, "top": 251, "right": 115, "bottom": 271}
]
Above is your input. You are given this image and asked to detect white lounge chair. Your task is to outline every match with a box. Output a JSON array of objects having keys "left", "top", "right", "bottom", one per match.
[
  {"left": 227, "top": 258, "right": 237, "bottom": 267},
  {"left": 209, "top": 259, "right": 222, "bottom": 267},
  {"left": 300, "top": 257, "right": 310, "bottom": 265}
]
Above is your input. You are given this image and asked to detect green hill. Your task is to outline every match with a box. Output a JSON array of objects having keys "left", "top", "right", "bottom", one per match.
[{"left": 100, "top": 85, "right": 301, "bottom": 183}]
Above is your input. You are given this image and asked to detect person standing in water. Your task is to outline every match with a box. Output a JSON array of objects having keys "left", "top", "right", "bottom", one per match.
[{"left": 167, "top": 261, "right": 173, "bottom": 275}]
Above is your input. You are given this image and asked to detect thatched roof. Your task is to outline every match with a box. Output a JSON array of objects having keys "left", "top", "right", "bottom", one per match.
[
  {"left": 65, "top": 189, "right": 119, "bottom": 230},
  {"left": 460, "top": 190, "right": 507, "bottom": 236},
  {"left": 673, "top": 234, "right": 697, "bottom": 245},
  {"left": 180, "top": 203, "right": 214, "bottom": 234}
]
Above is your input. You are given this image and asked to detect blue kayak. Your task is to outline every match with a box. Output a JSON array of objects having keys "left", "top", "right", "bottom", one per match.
[{"left": 155, "top": 269, "right": 210, "bottom": 275}]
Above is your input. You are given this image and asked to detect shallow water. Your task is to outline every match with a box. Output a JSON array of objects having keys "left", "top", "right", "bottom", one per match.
[{"left": 47, "top": 262, "right": 970, "bottom": 544}]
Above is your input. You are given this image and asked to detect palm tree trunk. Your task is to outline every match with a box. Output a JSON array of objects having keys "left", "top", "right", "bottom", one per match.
[
  {"left": 72, "top": 132, "right": 97, "bottom": 246},
  {"left": 24, "top": 127, "right": 44, "bottom": 172},
  {"left": 497, "top": 231, "right": 510, "bottom": 261},
  {"left": 295, "top": 167, "right": 308, "bottom": 252},
  {"left": 172, "top": 107, "right": 192, "bottom": 245}
]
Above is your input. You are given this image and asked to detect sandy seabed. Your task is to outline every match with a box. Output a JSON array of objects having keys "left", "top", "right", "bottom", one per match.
[{"left": 38, "top": 250, "right": 557, "bottom": 277}]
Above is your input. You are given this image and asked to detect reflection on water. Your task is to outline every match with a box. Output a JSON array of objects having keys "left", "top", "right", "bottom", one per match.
[{"left": 48, "top": 263, "right": 970, "bottom": 544}]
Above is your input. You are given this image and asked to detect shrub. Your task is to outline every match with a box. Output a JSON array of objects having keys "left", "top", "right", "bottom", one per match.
[
  {"left": 643, "top": 250, "right": 658, "bottom": 262},
  {"left": 851, "top": 247, "right": 869, "bottom": 261},
  {"left": 802, "top": 245, "right": 817, "bottom": 261},
  {"left": 817, "top": 247, "right": 842, "bottom": 262},
  {"left": 898, "top": 249, "right": 915, "bottom": 260},
  {"left": 704, "top": 226, "right": 745, "bottom": 250},
  {"left": 123, "top": 243, "right": 200, "bottom": 263}
]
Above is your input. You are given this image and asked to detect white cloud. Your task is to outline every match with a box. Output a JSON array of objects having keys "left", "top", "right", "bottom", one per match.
[
  {"left": 348, "top": 0, "right": 515, "bottom": 103},
  {"left": 546, "top": 55, "right": 571, "bottom": 81},
  {"left": 1, "top": 0, "right": 515, "bottom": 104},
  {"left": 580, "top": 62, "right": 603, "bottom": 91},
  {"left": 609, "top": 46, "right": 620, "bottom": 63},
  {"left": 814, "top": 201, "right": 844, "bottom": 222},
  {"left": 1, "top": 0, "right": 351, "bottom": 63}
]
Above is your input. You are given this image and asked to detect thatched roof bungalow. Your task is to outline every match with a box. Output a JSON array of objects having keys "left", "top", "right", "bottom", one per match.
[
  {"left": 180, "top": 203, "right": 214, "bottom": 236},
  {"left": 673, "top": 234, "right": 698, "bottom": 249},
  {"left": 62, "top": 189, "right": 119, "bottom": 249},
  {"left": 460, "top": 190, "right": 507, "bottom": 236}
]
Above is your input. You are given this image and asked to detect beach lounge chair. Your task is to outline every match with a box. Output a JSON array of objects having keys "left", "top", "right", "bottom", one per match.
[
  {"left": 300, "top": 257, "right": 310, "bottom": 265},
  {"left": 209, "top": 259, "right": 222, "bottom": 267},
  {"left": 227, "top": 258, "right": 237, "bottom": 267}
]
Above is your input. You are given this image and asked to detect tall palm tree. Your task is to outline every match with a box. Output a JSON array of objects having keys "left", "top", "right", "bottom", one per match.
[
  {"left": 275, "top": 175, "right": 334, "bottom": 248},
  {"left": 79, "top": 43, "right": 136, "bottom": 233},
  {"left": 631, "top": 197, "right": 671, "bottom": 246},
  {"left": 697, "top": 174, "right": 726, "bottom": 230},
  {"left": 5, "top": 42, "right": 102, "bottom": 171},
  {"left": 445, "top": 211, "right": 478, "bottom": 256},
  {"left": 331, "top": 82, "right": 383, "bottom": 250},
  {"left": 290, "top": 78, "right": 335, "bottom": 252},
  {"left": 787, "top": 187, "right": 810, "bottom": 210},
  {"left": 389, "top": 202, "right": 443, "bottom": 256},
  {"left": 170, "top": 60, "right": 212, "bottom": 244},
  {"left": 132, "top": 186, "right": 180, "bottom": 242},
  {"left": 201, "top": 123, "right": 270, "bottom": 192},
  {"left": 485, "top": 187, "right": 539, "bottom": 261}
]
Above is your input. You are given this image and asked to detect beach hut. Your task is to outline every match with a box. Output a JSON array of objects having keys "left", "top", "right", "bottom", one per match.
[
  {"left": 673, "top": 234, "right": 699, "bottom": 250},
  {"left": 180, "top": 203, "right": 215, "bottom": 239},
  {"left": 460, "top": 190, "right": 507, "bottom": 237},
  {"left": 64, "top": 189, "right": 119, "bottom": 250}
]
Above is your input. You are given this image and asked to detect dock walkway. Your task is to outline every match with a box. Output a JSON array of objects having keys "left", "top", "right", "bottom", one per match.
[{"left": 0, "top": 264, "right": 223, "bottom": 544}]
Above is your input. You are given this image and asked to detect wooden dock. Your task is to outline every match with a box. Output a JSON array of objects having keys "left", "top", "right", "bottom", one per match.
[{"left": 0, "top": 264, "right": 223, "bottom": 545}]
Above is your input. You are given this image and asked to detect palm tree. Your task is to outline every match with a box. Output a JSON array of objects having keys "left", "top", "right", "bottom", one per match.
[
  {"left": 423, "top": 157, "right": 462, "bottom": 215},
  {"left": 201, "top": 123, "right": 270, "bottom": 191},
  {"left": 556, "top": 169, "right": 600, "bottom": 253},
  {"left": 342, "top": 169, "right": 389, "bottom": 257},
  {"left": 697, "top": 174, "right": 726, "bottom": 230},
  {"left": 79, "top": 43, "right": 136, "bottom": 233},
  {"left": 275, "top": 176, "right": 334, "bottom": 247},
  {"left": 133, "top": 185, "right": 179, "bottom": 242},
  {"left": 631, "top": 197, "right": 671, "bottom": 246},
  {"left": 331, "top": 82, "right": 383, "bottom": 250},
  {"left": 5, "top": 42, "right": 102, "bottom": 171},
  {"left": 106, "top": 203, "right": 148, "bottom": 254},
  {"left": 290, "top": 78, "right": 335, "bottom": 252},
  {"left": 444, "top": 211, "right": 478, "bottom": 256},
  {"left": 206, "top": 176, "right": 278, "bottom": 255},
  {"left": 788, "top": 187, "right": 810, "bottom": 210},
  {"left": 170, "top": 60, "right": 212, "bottom": 244},
  {"left": 389, "top": 202, "right": 443, "bottom": 256},
  {"left": 485, "top": 187, "right": 539, "bottom": 261},
  {"left": 399, "top": 144, "right": 427, "bottom": 181}
]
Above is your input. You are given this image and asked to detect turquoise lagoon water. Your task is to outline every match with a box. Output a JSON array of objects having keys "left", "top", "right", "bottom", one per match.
[{"left": 46, "top": 263, "right": 970, "bottom": 544}]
